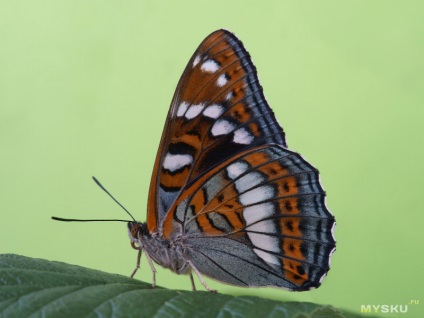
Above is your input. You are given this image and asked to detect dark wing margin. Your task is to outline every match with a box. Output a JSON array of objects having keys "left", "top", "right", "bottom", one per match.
[{"left": 147, "top": 30, "right": 286, "bottom": 232}]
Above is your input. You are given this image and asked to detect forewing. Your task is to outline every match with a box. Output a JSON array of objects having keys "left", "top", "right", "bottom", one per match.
[
  {"left": 147, "top": 30, "right": 286, "bottom": 232},
  {"left": 163, "top": 145, "right": 336, "bottom": 290}
]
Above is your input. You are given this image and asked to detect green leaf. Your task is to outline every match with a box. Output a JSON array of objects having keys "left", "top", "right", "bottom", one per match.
[{"left": 0, "top": 254, "right": 366, "bottom": 318}]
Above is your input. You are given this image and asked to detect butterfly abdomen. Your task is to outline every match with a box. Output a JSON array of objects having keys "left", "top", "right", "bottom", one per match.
[{"left": 141, "top": 233, "right": 190, "bottom": 275}]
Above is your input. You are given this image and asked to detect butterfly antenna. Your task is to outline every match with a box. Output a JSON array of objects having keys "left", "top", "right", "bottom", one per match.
[
  {"left": 51, "top": 177, "right": 137, "bottom": 223},
  {"left": 51, "top": 217, "right": 130, "bottom": 222},
  {"left": 91, "top": 176, "right": 137, "bottom": 222}
]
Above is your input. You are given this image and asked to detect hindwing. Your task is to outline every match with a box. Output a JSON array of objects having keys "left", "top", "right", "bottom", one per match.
[
  {"left": 162, "top": 145, "right": 335, "bottom": 290},
  {"left": 147, "top": 30, "right": 286, "bottom": 232}
]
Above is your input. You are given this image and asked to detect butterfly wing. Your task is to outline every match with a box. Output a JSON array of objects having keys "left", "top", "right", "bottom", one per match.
[
  {"left": 162, "top": 144, "right": 335, "bottom": 290},
  {"left": 147, "top": 30, "right": 286, "bottom": 232}
]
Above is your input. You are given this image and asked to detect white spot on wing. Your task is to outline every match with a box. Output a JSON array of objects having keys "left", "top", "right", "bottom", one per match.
[
  {"left": 201, "top": 60, "right": 220, "bottom": 73},
  {"left": 203, "top": 104, "right": 224, "bottom": 119},
  {"left": 211, "top": 119, "right": 235, "bottom": 136},
  {"left": 331, "top": 220, "right": 336, "bottom": 241},
  {"left": 233, "top": 128, "right": 254, "bottom": 144},
  {"left": 225, "top": 91, "right": 233, "bottom": 101},
  {"left": 177, "top": 102, "right": 189, "bottom": 117},
  {"left": 247, "top": 219, "right": 277, "bottom": 235},
  {"left": 227, "top": 161, "right": 249, "bottom": 179},
  {"left": 326, "top": 221, "right": 337, "bottom": 269},
  {"left": 246, "top": 213, "right": 280, "bottom": 263},
  {"left": 193, "top": 55, "right": 201, "bottom": 68},
  {"left": 248, "top": 232, "right": 279, "bottom": 251},
  {"left": 163, "top": 153, "right": 193, "bottom": 171},
  {"left": 217, "top": 74, "right": 229, "bottom": 87},
  {"left": 253, "top": 248, "right": 280, "bottom": 265},
  {"left": 239, "top": 185, "right": 274, "bottom": 205},
  {"left": 319, "top": 272, "right": 328, "bottom": 284},
  {"left": 248, "top": 226, "right": 279, "bottom": 252},
  {"left": 328, "top": 246, "right": 336, "bottom": 267},
  {"left": 243, "top": 202, "right": 275, "bottom": 225},
  {"left": 185, "top": 103, "right": 205, "bottom": 119},
  {"left": 235, "top": 172, "right": 264, "bottom": 193}
]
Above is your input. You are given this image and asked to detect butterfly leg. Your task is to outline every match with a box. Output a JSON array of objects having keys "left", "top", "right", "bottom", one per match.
[
  {"left": 189, "top": 272, "right": 196, "bottom": 291},
  {"left": 187, "top": 260, "right": 216, "bottom": 293},
  {"left": 130, "top": 248, "right": 142, "bottom": 278},
  {"left": 144, "top": 251, "right": 157, "bottom": 288}
]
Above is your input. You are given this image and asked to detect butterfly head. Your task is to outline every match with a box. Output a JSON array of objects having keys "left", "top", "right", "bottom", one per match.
[{"left": 127, "top": 221, "right": 149, "bottom": 250}]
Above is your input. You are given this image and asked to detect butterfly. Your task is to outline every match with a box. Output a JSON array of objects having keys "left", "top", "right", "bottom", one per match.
[
  {"left": 54, "top": 29, "right": 336, "bottom": 292},
  {"left": 129, "top": 29, "right": 336, "bottom": 292}
]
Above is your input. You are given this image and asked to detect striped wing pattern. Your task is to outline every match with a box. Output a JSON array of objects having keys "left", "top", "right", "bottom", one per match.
[
  {"left": 163, "top": 145, "right": 335, "bottom": 290},
  {"left": 147, "top": 30, "right": 286, "bottom": 232}
]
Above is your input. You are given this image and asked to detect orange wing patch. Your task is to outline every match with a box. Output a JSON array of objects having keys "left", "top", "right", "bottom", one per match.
[
  {"left": 278, "top": 198, "right": 300, "bottom": 215},
  {"left": 257, "top": 161, "right": 290, "bottom": 178},
  {"left": 276, "top": 176, "right": 299, "bottom": 196},
  {"left": 192, "top": 180, "right": 245, "bottom": 234},
  {"left": 249, "top": 123, "right": 261, "bottom": 137},
  {"left": 280, "top": 217, "right": 303, "bottom": 237},
  {"left": 160, "top": 167, "right": 190, "bottom": 189},
  {"left": 243, "top": 150, "right": 270, "bottom": 167},
  {"left": 202, "top": 183, "right": 240, "bottom": 213},
  {"left": 282, "top": 238, "right": 305, "bottom": 261},
  {"left": 195, "top": 213, "right": 224, "bottom": 235},
  {"left": 228, "top": 102, "right": 251, "bottom": 123},
  {"left": 176, "top": 133, "right": 202, "bottom": 149},
  {"left": 281, "top": 259, "right": 309, "bottom": 285}
]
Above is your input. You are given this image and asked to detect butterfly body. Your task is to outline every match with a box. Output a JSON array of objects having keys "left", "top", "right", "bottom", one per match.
[
  {"left": 128, "top": 223, "right": 190, "bottom": 274},
  {"left": 126, "top": 29, "right": 335, "bottom": 291}
]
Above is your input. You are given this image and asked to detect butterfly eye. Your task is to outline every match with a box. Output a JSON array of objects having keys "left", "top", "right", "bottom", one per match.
[{"left": 129, "top": 222, "right": 141, "bottom": 239}]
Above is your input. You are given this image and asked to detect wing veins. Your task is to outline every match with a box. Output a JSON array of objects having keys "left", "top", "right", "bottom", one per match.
[
  {"left": 192, "top": 250, "right": 249, "bottom": 286},
  {"left": 184, "top": 158, "right": 318, "bottom": 224},
  {"left": 193, "top": 247, "right": 295, "bottom": 286},
  {"left": 188, "top": 192, "right": 329, "bottom": 223}
]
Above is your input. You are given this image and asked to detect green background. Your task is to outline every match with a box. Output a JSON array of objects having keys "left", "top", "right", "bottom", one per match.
[{"left": 1, "top": 1, "right": 423, "bottom": 317}]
